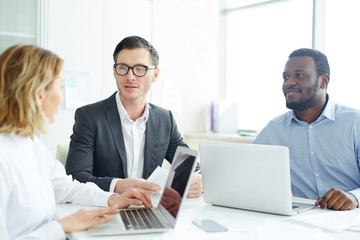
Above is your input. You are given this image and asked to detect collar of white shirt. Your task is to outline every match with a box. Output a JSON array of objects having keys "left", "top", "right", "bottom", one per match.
[{"left": 115, "top": 92, "right": 150, "bottom": 123}]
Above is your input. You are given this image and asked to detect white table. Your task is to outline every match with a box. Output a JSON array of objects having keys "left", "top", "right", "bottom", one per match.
[{"left": 56, "top": 196, "right": 360, "bottom": 240}]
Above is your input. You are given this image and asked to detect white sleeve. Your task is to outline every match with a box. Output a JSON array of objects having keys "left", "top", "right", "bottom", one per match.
[
  {"left": 11, "top": 221, "right": 66, "bottom": 240},
  {"left": 0, "top": 157, "right": 65, "bottom": 240},
  {"left": 47, "top": 150, "right": 113, "bottom": 207},
  {"left": 109, "top": 178, "right": 120, "bottom": 192},
  {"left": 0, "top": 159, "right": 11, "bottom": 239}
]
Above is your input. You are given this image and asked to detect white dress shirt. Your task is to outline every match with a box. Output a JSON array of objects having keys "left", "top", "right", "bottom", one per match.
[
  {"left": 109, "top": 92, "right": 149, "bottom": 192},
  {"left": 0, "top": 132, "right": 113, "bottom": 240}
]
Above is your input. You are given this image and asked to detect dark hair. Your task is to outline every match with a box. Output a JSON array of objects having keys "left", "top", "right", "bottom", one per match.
[
  {"left": 289, "top": 48, "right": 330, "bottom": 77},
  {"left": 113, "top": 36, "right": 159, "bottom": 67}
]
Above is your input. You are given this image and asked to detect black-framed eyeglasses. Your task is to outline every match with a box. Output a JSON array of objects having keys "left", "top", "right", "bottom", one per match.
[{"left": 114, "top": 63, "right": 156, "bottom": 77}]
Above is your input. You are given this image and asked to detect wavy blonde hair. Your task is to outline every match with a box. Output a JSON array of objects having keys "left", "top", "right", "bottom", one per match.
[{"left": 0, "top": 44, "right": 63, "bottom": 137}]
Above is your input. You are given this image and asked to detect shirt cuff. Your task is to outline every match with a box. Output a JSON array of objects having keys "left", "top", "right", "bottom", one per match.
[
  {"left": 33, "top": 220, "right": 66, "bottom": 240},
  {"left": 92, "top": 190, "right": 114, "bottom": 207},
  {"left": 348, "top": 189, "right": 360, "bottom": 208},
  {"left": 109, "top": 178, "right": 120, "bottom": 193}
]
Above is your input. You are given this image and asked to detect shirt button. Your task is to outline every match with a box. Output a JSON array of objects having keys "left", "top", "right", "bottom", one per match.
[
  {"left": 311, "top": 152, "right": 314, "bottom": 154},
  {"left": 309, "top": 126, "right": 313, "bottom": 128},
  {"left": 315, "top": 173, "right": 319, "bottom": 176}
]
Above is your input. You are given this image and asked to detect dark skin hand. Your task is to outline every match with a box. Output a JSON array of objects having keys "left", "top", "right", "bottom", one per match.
[{"left": 315, "top": 188, "right": 358, "bottom": 210}]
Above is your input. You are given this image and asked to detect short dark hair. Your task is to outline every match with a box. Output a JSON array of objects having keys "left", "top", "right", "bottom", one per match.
[
  {"left": 113, "top": 36, "right": 159, "bottom": 67},
  {"left": 289, "top": 48, "right": 330, "bottom": 77}
]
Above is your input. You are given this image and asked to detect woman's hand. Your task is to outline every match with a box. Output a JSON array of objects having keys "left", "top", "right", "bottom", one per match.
[{"left": 57, "top": 205, "right": 120, "bottom": 234}]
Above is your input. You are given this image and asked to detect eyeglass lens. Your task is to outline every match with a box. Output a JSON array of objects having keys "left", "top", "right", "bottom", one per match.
[{"left": 115, "top": 64, "right": 147, "bottom": 77}]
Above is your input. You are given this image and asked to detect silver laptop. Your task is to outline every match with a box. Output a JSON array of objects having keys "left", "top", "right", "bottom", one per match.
[
  {"left": 89, "top": 146, "right": 198, "bottom": 235},
  {"left": 199, "top": 142, "right": 315, "bottom": 216}
]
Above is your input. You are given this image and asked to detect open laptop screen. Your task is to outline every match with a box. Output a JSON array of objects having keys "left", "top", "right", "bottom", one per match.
[
  {"left": 159, "top": 151, "right": 197, "bottom": 218},
  {"left": 88, "top": 147, "right": 198, "bottom": 236}
]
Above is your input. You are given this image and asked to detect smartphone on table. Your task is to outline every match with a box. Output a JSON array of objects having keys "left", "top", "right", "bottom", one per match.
[{"left": 192, "top": 219, "right": 228, "bottom": 232}]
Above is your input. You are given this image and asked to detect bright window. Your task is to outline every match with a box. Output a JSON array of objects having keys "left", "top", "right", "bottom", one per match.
[
  {"left": 225, "top": 0, "right": 313, "bottom": 131},
  {"left": 324, "top": 0, "right": 360, "bottom": 109}
]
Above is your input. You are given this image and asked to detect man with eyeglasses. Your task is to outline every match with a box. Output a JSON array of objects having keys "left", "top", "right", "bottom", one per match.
[{"left": 65, "top": 36, "right": 202, "bottom": 199}]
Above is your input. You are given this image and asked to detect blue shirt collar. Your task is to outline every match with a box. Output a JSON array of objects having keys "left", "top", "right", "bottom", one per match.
[{"left": 288, "top": 94, "right": 335, "bottom": 124}]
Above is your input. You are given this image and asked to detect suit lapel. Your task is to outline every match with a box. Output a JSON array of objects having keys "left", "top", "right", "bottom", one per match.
[
  {"left": 143, "top": 105, "right": 158, "bottom": 178},
  {"left": 105, "top": 93, "right": 128, "bottom": 178}
]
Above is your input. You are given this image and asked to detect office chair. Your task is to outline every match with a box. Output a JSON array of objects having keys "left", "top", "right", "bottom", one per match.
[{"left": 56, "top": 143, "right": 69, "bottom": 166}]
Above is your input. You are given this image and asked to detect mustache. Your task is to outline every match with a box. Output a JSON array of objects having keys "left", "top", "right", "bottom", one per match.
[{"left": 284, "top": 88, "right": 302, "bottom": 94}]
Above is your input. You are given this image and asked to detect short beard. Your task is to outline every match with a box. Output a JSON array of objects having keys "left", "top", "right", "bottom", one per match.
[
  {"left": 286, "top": 92, "right": 317, "bottom": 112},
  {"left": 285, "top": 78, "right": 319, "bottom": 112}
]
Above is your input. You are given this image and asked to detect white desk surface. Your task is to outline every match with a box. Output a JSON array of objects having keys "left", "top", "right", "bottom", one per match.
[{"left": 56, "top": 196, "right": 360, "bottom": 240}]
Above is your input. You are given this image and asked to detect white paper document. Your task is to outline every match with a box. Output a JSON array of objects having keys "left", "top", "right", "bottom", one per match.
[
  {"left": 294, "top": 209, "right": 360, "bottom": 231},
  {"left": 147, "top": 166, "right": 169, "bottom": 185},
  {"left": 147, "top": 166, "right": 169, "bottom": 206}
]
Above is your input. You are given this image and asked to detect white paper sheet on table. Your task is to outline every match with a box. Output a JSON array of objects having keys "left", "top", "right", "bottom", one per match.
[{"left": 293, "top": 209, "right": 360, "bottom": 231}]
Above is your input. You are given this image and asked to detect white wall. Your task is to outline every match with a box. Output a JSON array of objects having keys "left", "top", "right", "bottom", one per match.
[
  {"left": 45, "top": 0, "right": 219, "bottom": 156},
  {"left": 46, "top": 0, "right": 104, "bottom": 157},
  {"left": 151, "top": 0, "right": 219, "bottom": 136},
  {"left": 101, "top": 0, "right": 153, "bottom": 97},
  {"left": 45, "top": 0, "right": 152, "bottom": 156}
]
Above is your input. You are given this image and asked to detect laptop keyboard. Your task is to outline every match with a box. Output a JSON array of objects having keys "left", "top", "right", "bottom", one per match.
[{"left": 120, "top": 209, "right": 165, "bottom": 230}]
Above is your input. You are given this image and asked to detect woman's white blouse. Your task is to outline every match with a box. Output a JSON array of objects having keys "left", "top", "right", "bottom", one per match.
[{"left": 0, "top": 133, "right": 113, "bottom": 239}]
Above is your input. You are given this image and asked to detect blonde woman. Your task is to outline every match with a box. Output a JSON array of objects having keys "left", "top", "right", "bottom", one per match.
[{"left": 0, "top": 44, "right": 153, "bottom": 239}]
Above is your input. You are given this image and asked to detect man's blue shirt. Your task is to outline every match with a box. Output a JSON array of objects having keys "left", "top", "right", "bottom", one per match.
[{"left": 253, "top": 96, "right": 360, "bottom": 202}]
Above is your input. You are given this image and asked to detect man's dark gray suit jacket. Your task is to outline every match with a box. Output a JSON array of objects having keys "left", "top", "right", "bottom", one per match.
[{"left": 65, "top": 92, "right": 188, "bottom": 191}]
